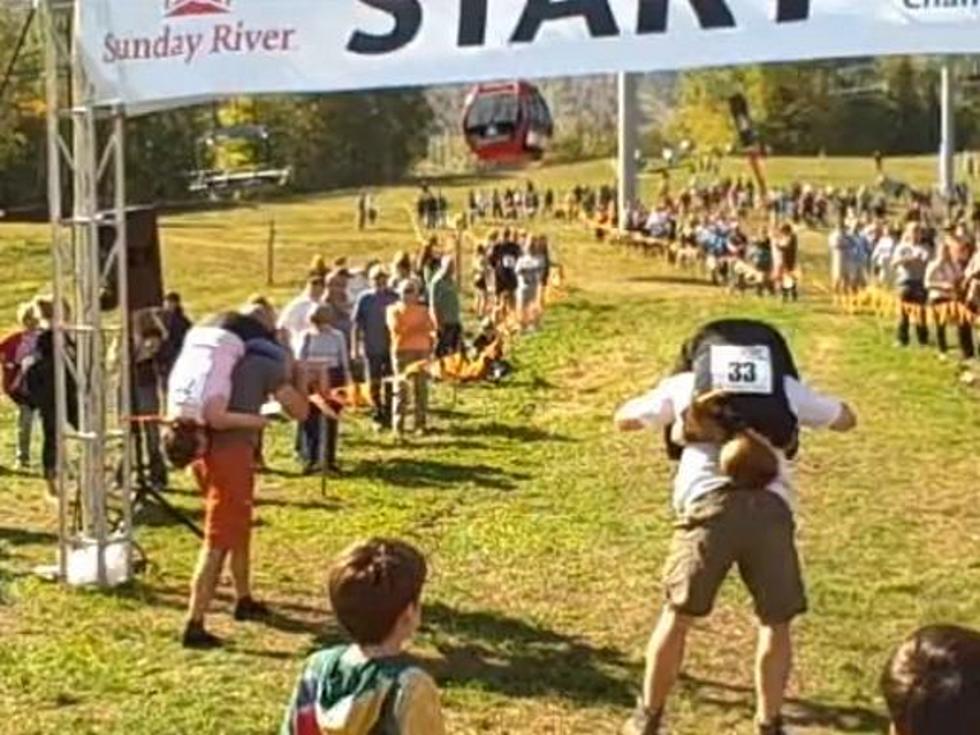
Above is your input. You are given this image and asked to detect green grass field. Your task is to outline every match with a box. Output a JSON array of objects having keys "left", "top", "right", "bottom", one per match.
[{"left": 1, "top": 157, "right": 979, "bottom": 735}]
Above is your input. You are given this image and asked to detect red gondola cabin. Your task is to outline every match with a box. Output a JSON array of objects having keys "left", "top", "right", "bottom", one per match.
[{"left": 462, "top": 81, "right": 554, "bottom": 164}]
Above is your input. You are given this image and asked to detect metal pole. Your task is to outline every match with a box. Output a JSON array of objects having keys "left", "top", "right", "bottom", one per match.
[
  {"left": 42, "top": 0, "right": 69, "bottom": 583},
  {"left": 72, "top": 14, "right": 111, "bottom": 586},
  {"left": 43, "top": 0, "right": 132, "bottom": 587},
  {"left": 112, "top": 108, "right": 134, "bottom": 582},
  {"left": 940, "top": 60, "right": 955, "bottom": 201},
  {"left": 617, "top": 72, "right": 639, "bottom": 230},
  {"left": 266, "top": 216, "right": 275, "bottom": 286}
]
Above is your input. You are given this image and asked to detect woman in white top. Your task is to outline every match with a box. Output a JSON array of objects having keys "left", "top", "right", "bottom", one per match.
[
  {"left": 295, "top": 304, "right": 352, "bottom": 474},
  {"left": 924, "top": 237, "right": 964, "bottom": 355},
  {"left": 515, "top": 237, "right": 545, "bottom": 331}
]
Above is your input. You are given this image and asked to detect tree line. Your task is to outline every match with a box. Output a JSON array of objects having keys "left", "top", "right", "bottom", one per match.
[
  {"left": 1, "top": 0, "right": 976, "bottom": 212},
  {"left": 0, "top": 3, "right": 434, "bottom": 212},
  {"left": 664, "top": 58, "right": 980, "bottom": 158}
]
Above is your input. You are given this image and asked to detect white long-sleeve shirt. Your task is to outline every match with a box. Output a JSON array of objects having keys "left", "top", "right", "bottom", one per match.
[
  {"left": 616, "top": 372, "right": 844, "bottom": 514},
  {"left": 278, "top": 292, "right": 319, "bottom": 340}
]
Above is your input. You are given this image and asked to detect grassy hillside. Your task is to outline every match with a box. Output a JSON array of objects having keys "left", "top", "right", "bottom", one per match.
[{"left": 1, "top": 157, "right": 978, "bottom": 735}]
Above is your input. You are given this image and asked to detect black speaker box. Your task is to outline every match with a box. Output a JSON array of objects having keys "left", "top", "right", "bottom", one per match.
[{"left": 98, "top": 207, "right": 164, "bottom": 312}]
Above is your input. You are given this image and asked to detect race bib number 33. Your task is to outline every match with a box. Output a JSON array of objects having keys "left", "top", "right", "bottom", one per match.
[{"left": 709, "top": 345, "right": 773, "bottom": 394}]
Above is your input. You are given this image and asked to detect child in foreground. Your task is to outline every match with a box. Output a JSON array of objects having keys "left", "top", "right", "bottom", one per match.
[{"left": 280, "top": 538, "right": 446, "bottom": 735}]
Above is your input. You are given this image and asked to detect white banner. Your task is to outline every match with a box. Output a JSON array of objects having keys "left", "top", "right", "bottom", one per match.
[{"left": 79, "top": 0, "right": 980, "bottom": 116}]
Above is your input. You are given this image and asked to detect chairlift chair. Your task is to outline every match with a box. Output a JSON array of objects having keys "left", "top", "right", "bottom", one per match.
[
  {"left": 189, "top": 123, "right": 291, "bottom": 200},
  {"left": 829, "top": 62, "right": 889, "bottom": 99}
]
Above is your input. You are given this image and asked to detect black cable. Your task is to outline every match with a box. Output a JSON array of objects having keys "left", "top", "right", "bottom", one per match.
[{"left": 0, "top": 6, "right": 37, "bottom": 104}]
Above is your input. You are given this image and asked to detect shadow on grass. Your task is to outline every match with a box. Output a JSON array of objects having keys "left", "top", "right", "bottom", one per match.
[
  {"left": 394, "top": 438, "right": 491, "bottom": 452},
  {"left": 626, "top": 274, "right": 718, "bottom": 289},
  {"left": 107, "top": 579, "right": 337, "bottom": 640},
  {"left": 0, "top": 526, "right": 58, "bottom": 546},
  {"left": 0, "top": 464, "right": 33, "bottom": 479},
  {"left": 429, "top": 407, "right": 472, "bottom": 420},
  {"left": 680, "top": 674, "right": 889, "bottom": 732},
  {"left": 423, "top": 602, "right": 634, "bottom": 706},
  {"left": 353, "top": 458, "right": 528, "bottom": 491},
  {"left": 133, "top": 502, "right": 205, "bottom": 531},
  {"left": 254, "top": 495, "right": 344, "bottom": 512},
  {"left": 258, "top": 467, "right": 308, "bottom": 480},
  {"left": 451, "top": 421, "right": 574, "bottom": 444},
  {"left": 557, "top": 301, "right": 619, "bottom": 316},
  {"left": 413, "top": 171, "right": 509, "bottom": 189}
]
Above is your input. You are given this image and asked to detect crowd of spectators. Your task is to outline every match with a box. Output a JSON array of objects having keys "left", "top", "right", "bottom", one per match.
[
  {"left": 465, "top": 180, "right": 556, "bottom": 223},
  {"left": 7, "top": 174, "right": 980, "bottom": 734},
  {"left": 567, "top": 172, "right": 980, "bottom": 369}
]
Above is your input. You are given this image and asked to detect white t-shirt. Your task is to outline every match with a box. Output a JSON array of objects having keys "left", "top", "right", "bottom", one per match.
[
  {"left": 278, "top": 292, "right": 318, "bottom": 340},
  {"left": 166, "top": 326, "right": 245, "bottom": 423},
  {"left": 617, "top": 372, "right": 844, "bottom": 514},
  {"left": 871, "top": 236, "right": 896, "bottom": 268},
  {"left": 346, "top": 273, "right": 370, "bottom": 307},
  {"left": 516, "top": 254, "right": 544, "bottom": 290}
]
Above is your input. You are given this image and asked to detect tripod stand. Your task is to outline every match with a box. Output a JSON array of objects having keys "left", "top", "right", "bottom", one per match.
[{"left": 128, "top": 418, "right": 203, "bottom": 539}]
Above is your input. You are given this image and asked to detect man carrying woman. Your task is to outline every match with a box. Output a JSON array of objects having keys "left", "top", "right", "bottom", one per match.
[{"left": 172, "top": 302, "right": 311, "bottom": 649}]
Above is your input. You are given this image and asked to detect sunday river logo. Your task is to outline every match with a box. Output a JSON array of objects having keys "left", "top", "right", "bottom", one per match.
[
  {"left": 102, "top": 0, "right": 297, "bottom": 65},
  {"left": 164, "top": 0, "right": 231, "bottom": 18}
]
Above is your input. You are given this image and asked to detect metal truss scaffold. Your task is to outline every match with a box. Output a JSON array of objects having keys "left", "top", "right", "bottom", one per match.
[{"left": 41, "top": 0, "right": 133, "bottom": 587}]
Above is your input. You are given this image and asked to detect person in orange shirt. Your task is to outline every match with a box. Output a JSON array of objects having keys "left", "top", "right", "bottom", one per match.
[{"left": 386, "top": 279, "right": 435, "bottom": 435}]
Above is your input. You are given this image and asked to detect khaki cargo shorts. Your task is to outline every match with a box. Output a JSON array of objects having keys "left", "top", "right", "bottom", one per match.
[{"left": 662, "top": 489, "right": 807, "bottom": 625}]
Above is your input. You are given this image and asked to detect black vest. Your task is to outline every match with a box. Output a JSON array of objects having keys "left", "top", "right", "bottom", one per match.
[{"left": 666, "top": 319, "right": 800, "bottom": 459}]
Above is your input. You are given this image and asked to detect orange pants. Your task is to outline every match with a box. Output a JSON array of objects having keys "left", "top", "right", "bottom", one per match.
[{"left": 192, "top": 441, "right": 255, "bottom": 551}]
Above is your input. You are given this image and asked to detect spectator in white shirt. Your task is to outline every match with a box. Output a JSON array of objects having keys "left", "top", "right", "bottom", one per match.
[
  {"left": 892, "top": 223, "right": 931, "bottom": 347},
  {"left": 346, "top": 264, "right": 374, "bottom": 310},
  {"left": 278, "top": 274, "right": 325, "bottom": 350},
  {"left": 925, "top": 237, "right": 965, "bottom": 357},
  {"left": 871, "top": 225, "right": 899, "bottom": 285}
]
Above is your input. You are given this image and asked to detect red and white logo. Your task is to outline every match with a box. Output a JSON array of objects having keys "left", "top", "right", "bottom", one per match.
[{"left": 164, "top": 0, "right": 231, "bottom": 18}]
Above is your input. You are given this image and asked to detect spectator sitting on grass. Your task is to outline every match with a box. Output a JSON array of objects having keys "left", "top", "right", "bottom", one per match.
[
  {"left": 280, "top": 538, "right": 445, "bottom": 735},
  {"left": 881, "top": 625, "right": 980, "bottom": 735}
]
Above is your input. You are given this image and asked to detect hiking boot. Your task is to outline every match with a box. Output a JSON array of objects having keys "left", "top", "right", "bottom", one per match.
[
  {"left": 758, "top": 717, "right": 789, "bottom": 735},
  {"left": 233, "top": 596, "right": 271, "bottom": 622},
  {"left": 621, "top": 701, "right": 663, "bottom": 735},
  {"left": 181, "top": 621, "right": 222, "bottom": 650}
]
